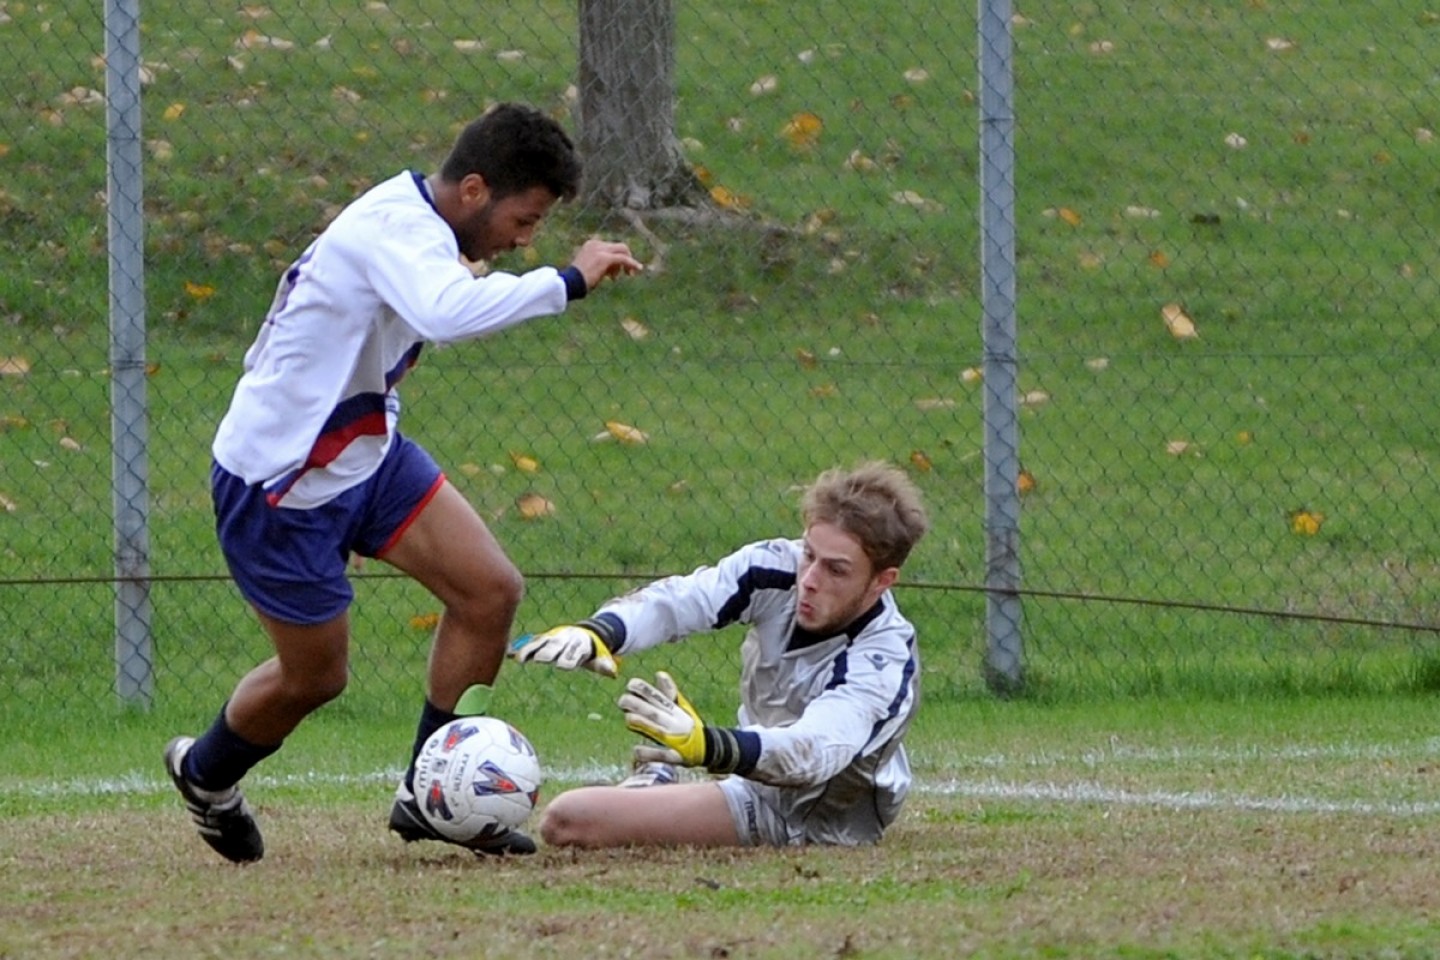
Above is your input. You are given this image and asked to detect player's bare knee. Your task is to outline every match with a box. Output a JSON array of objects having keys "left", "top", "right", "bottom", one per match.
[
  {"left": 288, "top": 664, "right": 348, "bottom": 710},
  {"left": 537, "top": 796, "right": 588, "bottom": 847},
  {"left": 491, "top": 559, "right": 524, "bottom": 613}
]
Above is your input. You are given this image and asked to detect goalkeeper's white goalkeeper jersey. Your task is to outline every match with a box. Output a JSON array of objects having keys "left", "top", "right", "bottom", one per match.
[
  {"left": 596, "top": 537, "right": 920, "bottom": 844},
  {"left": 212, "top": 170, "right": 569, "bottom": 508}
]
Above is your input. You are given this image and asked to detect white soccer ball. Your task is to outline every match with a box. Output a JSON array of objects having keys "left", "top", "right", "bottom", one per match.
[{"left": 413, "top": 716, "right": 543, "bottom": 842}]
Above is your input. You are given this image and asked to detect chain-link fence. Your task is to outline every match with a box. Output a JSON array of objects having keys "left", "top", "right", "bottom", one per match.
[{"left": 3, "top": 2, "right": 1438, "bottom": 719}]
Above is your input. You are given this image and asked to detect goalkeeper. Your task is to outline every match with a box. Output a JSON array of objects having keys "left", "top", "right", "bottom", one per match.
[{"left": 513, "top": 462, "right": 928, "bottom": 848}]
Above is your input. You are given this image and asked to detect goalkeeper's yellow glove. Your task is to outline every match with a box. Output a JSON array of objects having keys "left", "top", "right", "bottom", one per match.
[
  {"left": 617, "top": 671, "right": 743, "bottom": 774},
  {"left": 511, "top": 623, "right": 619, "bottom": 678}
]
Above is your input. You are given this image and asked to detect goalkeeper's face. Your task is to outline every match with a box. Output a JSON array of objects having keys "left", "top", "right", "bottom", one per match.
[{"left": 795, "top": 522, "right": 899, "bottom": 634}]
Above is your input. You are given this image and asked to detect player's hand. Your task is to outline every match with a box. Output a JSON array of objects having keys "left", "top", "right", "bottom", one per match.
[
  {"left": 511, "top": 625, "right": 619, "bottom": 678},
  {"left": 617, "top": 671, "right": 706, "bottom": 767},
  {"left": 569, "top": 238, "right": 643, "bottom": 291}
]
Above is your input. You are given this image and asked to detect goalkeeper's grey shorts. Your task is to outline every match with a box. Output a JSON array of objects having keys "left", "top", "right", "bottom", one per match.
[
  {"left": 718, "top": 776, "right": 798, "bottom": 847},
  {"left": 719, "top": 775, "right": 894, "bottom": 847}
]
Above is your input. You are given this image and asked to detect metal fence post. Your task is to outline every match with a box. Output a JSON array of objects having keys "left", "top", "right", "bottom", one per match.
[
  {"left": 105, "top": 0, "right": 154, "bottom": 708},
  {"left": 977, "top": 0, "right": 1023, "bottom": 694}
]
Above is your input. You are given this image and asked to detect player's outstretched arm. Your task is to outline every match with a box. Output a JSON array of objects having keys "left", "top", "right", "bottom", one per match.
[
  {"left": 618, "top": 671, "right": 752, "bottom": 775},
  {"left": 568, "top": 238, "right": 643, "bottom": 292},
  {"left": 511, "top": 624, "right": 619, "bottom": 678}
]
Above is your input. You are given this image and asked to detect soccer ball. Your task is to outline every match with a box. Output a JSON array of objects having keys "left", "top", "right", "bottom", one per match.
[{"left": 412, "top": 716, "right": 542, "bottom": 842}]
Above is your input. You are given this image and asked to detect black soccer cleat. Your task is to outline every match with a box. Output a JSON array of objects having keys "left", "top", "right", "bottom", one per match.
[
  {"left": 388, "top": 788, "right": 537, "bottom": 857},
  {"left": 164, "top": 736, "right": 264, "bottom": 864}
]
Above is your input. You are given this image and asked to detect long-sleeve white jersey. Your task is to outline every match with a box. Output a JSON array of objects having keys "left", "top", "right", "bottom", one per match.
[
  {"left": 212, "top": 170, "right": 570, "bottom": 508},
  {"left": 591, "top": 537, "right": 921, "bottom": 843}
]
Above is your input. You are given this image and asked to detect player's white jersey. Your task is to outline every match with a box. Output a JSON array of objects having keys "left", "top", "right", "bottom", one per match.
[
  {"left": 596, "top": 537, "right": 920, "bottom": 843},
  {"left": 212, "top": 170, "right": 569, "bottom": 508}
]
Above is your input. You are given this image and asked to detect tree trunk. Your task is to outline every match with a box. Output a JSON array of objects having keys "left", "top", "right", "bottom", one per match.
[{"left": 577, "top": 0, "right": 708, "bottom": 210}]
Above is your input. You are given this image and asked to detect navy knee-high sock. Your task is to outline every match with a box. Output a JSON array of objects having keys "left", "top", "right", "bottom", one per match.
[
  {"left": 185, "top": 706, "right": 281, "bottom": 791},
  {"left": 406, "top": 699, "right": 460, "bottom": 792}
]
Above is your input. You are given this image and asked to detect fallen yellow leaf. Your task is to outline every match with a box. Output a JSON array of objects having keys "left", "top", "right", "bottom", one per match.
[
  {"left": 909, "top": 450, "right": 933, "bottom": 472},
  {"left": 162, "top": 102, "right": 186, "bottom": 121},
  {"left": 517, "top": 492, "right": 556, "bottom": 520},
  {"left": 1161, "top": 302, "right": 1198, "bottom": 339},
  {"left": 795, "top": 348, "right": 818, "bottom": 369},
  {"left": 1057, "top": 207, "right": 1082, "bottom": 226},
  {"left": 1288, "top": 509, "right": 1323, "bottom": 536},
  {"left": 0, "top": 357, "right": 30, "bottom": 376},
  {"left": 409, "top": 612, "right": 440, "bottom": 630},
  {"left": 808, "top": 383, "right": 838, "bottom": 398},
  {"left": 184, "top": 281, "right": 217, "bottom": 301},
  {"left": 780, "top": 112, "right": 823, "bottom": 148},
  {"left": 709, "top": 185, "right": 750, "bottom": 210},
  {"left": 508, "top": 451, "right": 540, "bottom": 474},
  {"left": 605, "top": 421, "right": 649, "bottom": 445},
  {"left": 1017, "top": 468, "right": 1037, "bottom": 494}
]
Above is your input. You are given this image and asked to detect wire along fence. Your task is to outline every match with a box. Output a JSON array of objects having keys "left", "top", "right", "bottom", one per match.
[{"left": 2, "top": 2, "right": 1439, "bottom": 718}]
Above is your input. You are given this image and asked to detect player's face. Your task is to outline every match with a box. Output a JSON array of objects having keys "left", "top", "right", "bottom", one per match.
[
  {"left": 454, "top": 182, "right": 559, "bottom": 262},
  {"left": 795, "top": 521, "right": 898, "bottom": 634}
]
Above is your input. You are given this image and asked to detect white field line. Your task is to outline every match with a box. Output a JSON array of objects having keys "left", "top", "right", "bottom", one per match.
[
  {"left": 6, "top": 739, "right": 1440, "bottom": 817},
  {"left": 953, "top": 737, "right": 1440, "bottom": 769},
  {"left": 927, "top": 777, "right": 1440, "bottom": 817}
]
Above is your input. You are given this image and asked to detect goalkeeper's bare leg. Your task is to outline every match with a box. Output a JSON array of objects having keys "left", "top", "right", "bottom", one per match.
[{"left": 539, "top": 782, "right": 740, "bottom": 848}]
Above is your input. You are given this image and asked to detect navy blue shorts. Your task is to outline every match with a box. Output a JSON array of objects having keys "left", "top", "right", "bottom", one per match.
[{"left": 212, "top": 434, "right": 444, "bottom": 625}]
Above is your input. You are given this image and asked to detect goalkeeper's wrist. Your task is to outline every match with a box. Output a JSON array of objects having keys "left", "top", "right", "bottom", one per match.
[
  {"left": 577, "top": 612, "right": 625, "bottom": 654},
  {"left": 701, "top": 726, "right": 761, "bottom": 776}
]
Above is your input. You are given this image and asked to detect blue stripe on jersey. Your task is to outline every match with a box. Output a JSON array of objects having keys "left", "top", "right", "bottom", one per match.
[
  {"left": 386, "top": 342, "right": 423, "bottom": 389},
  {"left": 823, "top": 620, "right": 918, "bottom": 759},
  {"left": 269, "top": 247, "right": 315, "bottom": 320},
  {"left": 410, "top": 170, "right": 438, "bottom": 212},
  {"left": 712, "top": 566, "right": 795, "bottom": 629},
  {"left": 310, "top": 343, "right": 420, "bottom": 439},
  {"left": 863, "top": 631, "right": 918, "bottom": 754},
  {"left": 318, "top": 390, "right": 387, "bottom": 437}
]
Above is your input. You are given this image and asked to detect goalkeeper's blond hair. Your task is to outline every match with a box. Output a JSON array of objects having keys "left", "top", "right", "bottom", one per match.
[{"left": 801, "top": 462, "right": 929, "bottom": 572}]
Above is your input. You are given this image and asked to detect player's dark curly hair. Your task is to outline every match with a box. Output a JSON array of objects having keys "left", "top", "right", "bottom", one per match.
[
  {"left": 440, "top": 103, "right": 581, "bottom": 201},
  {"left": 802, "top": 462, "right": 929, "bottom": 571}
]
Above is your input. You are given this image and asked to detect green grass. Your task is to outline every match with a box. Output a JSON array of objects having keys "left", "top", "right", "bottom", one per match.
[{"left": 5, "top": 695, "right": 1440, "bottom": 957}]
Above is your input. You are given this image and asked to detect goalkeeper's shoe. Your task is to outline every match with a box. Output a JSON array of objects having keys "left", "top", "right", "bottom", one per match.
[
  {"left": 388, "top": 785, "right": 537, "bottom": 857},
  {"left": 163, "top": 736, "right": 264, "bottom": 864},
  {"left": 618, "top": 760, "right": 679, "bottom": 789}
]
